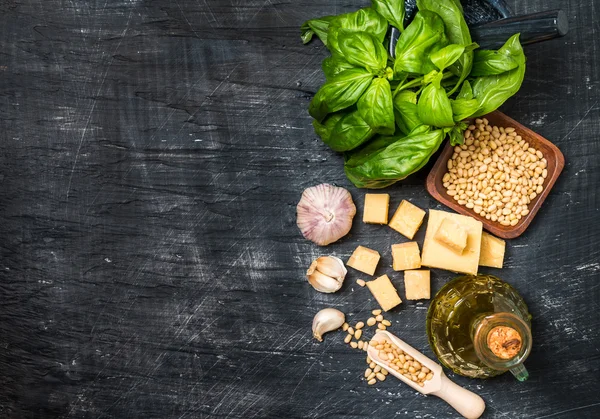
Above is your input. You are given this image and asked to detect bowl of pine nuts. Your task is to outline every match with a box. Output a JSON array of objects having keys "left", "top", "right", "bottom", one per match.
[{"left": 426, "top": 111, "right": 565, "bottom": 239}]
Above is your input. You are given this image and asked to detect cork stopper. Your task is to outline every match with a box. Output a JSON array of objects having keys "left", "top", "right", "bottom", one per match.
[{"left": 487, "top": 326, "right": 522, "bottom": 359}]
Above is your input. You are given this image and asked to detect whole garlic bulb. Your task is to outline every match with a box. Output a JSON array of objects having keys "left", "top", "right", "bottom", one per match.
[
  {"left": 306, "top": 256, "right": 346, "bottom": 293},
  {"left": 296, "top": 184, "right": 356, "bottom": 246},
  {"left": 312, "top": 308, "right": 345, "bottom": 342}
]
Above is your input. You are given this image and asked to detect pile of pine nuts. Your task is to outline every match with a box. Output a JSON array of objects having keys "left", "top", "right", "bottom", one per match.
[
  {"left": 342, "top": 309, "right": 391, "bottom": 351},
  {"left": 443, "top": 118, "right": 548, "bottom": 226},
  {"left": 369, "top": 337, "right": 434, "bottom": 387},
  {"left": 364, "top": 355, "right": 389, "bottom": 385},
  {"left": 342, "top": 309, "right": 394, "bottom": 385}
]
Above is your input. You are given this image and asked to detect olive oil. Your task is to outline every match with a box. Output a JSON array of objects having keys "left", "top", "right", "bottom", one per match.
[{"left": 427, "top": 275, "right": 532, "bottom": 379}]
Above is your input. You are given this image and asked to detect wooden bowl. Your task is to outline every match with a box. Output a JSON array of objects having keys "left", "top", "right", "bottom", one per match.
[{"left": 426, "top": 111, "right": 565, "bottom": 239}]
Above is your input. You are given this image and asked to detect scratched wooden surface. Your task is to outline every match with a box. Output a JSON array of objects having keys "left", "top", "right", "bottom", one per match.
[{"left": 0, "top": 0, "right": 598, "bottom": 418}]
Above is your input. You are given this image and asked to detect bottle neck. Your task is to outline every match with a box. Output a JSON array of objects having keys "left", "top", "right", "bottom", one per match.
[{"left": 471, "top": 312, "right": 532, "bottom": 381}]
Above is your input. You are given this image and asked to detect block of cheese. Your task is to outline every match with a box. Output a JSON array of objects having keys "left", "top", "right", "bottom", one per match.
[
  {"left": 389, "top": 200, "right": 426, "bottom": 239},
  {"left": 347, "top": 245, "right": 380, "bottom": 276},
  {"left": 421, "top": 210, "right": 483, "bottom": 275},
  {"left": 363, "top": 194, "right": 390, "bottom": 224},
  {"left": 434, "top": 218, "right": 468, "bottom": 254},
  {"left": 367, "top": 274, "right": 402, "bottom": 311},
  {"left": 392, "top": 242, "right": 421, "bottom": 271},
  {"left": 404, "top": 270, "right": 430, "bottom": 300},
  {"left": 479, "top": 232, "right": 506, "bottom": 268}
]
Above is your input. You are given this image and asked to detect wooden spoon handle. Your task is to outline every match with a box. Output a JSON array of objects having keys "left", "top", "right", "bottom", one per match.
[{"left": 432, "top": 373, "right": 486, "bottom": 419}]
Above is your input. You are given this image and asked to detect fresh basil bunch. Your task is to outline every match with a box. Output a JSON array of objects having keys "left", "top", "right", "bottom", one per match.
[{"left": 301, "top": 0, "right": 526, "bottom": 188}]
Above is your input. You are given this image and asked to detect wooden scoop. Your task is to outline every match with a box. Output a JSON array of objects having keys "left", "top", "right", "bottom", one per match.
[{"left": 367, "top": 330, "right": 485, "bottom": 419}]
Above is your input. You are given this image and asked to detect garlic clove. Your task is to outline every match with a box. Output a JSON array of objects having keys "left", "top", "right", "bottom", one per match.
[
  {"left": 306, "top": 256, "right": 346, "bottom": 293},
  {"left": 310, "top": 256, "right": 347, "bottom": 280},
  {"left": 297, "top": 184, "right": 356, "bottom": 246},
  {"left": 308, "top": 270, "right": 343, "bottom": 293},
  {"left": 312, "top": 308, "right": 345, "bottom": 342}
]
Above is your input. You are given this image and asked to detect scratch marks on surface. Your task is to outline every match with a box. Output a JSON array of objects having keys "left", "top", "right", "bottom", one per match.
[
  {"left": 533, "top": 402, "right": 600, "bottom": 419},
  {"left": 576, "top": 262, "right": 600, "bottom": 272},
  {"left": 559, "top": 100, "right": 599, "bottom": 142},
  {"left": 65, "top": 9, "right": 134, "bottom": 205}
]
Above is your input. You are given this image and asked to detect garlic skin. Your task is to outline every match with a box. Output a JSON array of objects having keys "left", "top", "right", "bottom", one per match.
[
  {"left": 307, "top": 256, "right": 347, "bottom": 293},
  {"left": 312, "top": 308, "right": 345, "bottom": 342},
  {"left": 297, "top": 184, "right": 356, "bottom": 246}
]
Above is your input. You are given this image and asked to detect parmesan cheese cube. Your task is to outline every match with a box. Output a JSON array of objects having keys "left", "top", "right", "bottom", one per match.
[
  {"left": 434, "top": 218, "right": 468, "bottom": 254},
  {"left": 389, "top": 200, "right": 426, "bottom": 239},
  {"left": 421, "top": 210, "right": 483, "bottom": 275},
  {"left": 366, "top": 274, "right": 402, "bottom": 311},
  {"left": 363, "top": 194, "right": 390, "bottom": 224},
  {"left": 404, "top": 270, "right": 430, "bottom": 300},
  {"left": 392, "top": 242, "right": 421, "bottom": 271},
  {"left": 347, "top": 245, "right": 380, "bottom": 276},
  {"left": 479, "top": 232, "right": 506, "bottom": 268}
]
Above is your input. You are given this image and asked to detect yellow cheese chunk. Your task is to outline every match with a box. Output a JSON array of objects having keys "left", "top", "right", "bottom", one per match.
[
  {"left": 389, "top": 200, "right": 426, "bottom": 239},
  {"left": 434, "top": 218, "right": 468, "bottom": 254},
  {"left": 479, "top": 232, "right": 506, "bottom": 268},
  {"left": 404, "top": 270, "right": 430, "bottom": 300},
  {"left": 366, "top": 274, "right": 402, "bottom": 311},
  {"left": 363, "top": 194, "right": 390, "bottom": 224},
  {"left": 347, "top": 245, "right": 380, "bottom": 276},
  {"left": 421, "top": 210, "right": 483, "bottom": 275},
  {"left": 392, "top": 242, "right": 421, "bottom": 271}
]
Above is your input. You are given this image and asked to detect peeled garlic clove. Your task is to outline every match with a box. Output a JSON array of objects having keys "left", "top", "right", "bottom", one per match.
[
  {"left": 312, "top": 308, "right": 345, "bottom": 342},
  {"left": 297, "top": 184, "right": 356, "bottom": 246},
  {"left": 307, "top": 256, "right": 346, "bottom": 293}
]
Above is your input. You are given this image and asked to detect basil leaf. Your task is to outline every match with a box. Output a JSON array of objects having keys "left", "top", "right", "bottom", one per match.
[
  {"left": 301, "top": 16, "right": 335, "bottom": 45},
  {"left": 448, "top": 125, "right": 464, "bottom": 146},
  {"left": 326, "top": 111, "right": 375, "bottom": 151},
  {"left": 344, "top": 129, "right": 446, "bottom": 188},
  {"left": 338, "top": 30, "right": 388, "bottom": 73},
  {"left": 327, "top": 8, "right": 388, "bottom": 56},
  {"left": 358, "top": 78, "right": 395, "bottom": 135},
  {"left": 394, "top": 11, "right": 448, "bottom": 75},
  {"left": 416, "top": 0, "right": 473, "bottom": 91},
  {"left": 456, "top": 79, "right": 473, "bottom": 99},
  {"left": 371, "top": 0, "right": 405, "bottom": 31},
  {"left": 393, "top": 90, "right": 422, "bottom": 135},
  {"left": 322, "top": 56, "right": 356, "bottom": 80},
  {"left": 417, "top": 83, "right": 454, "bottom": 127},
  {"left": 313, "top": 112, "right": 347, "bottom": 144},
  {"left": 344, "top": 135, "right": 399, "bottom": 168},
  {"left": 431, "top": 44, "right": 465, "bottom": 71},
  {"left": 471, "top": 34, "right": 526, "bottom": 117},
  {"left": 451, "top": 98, "right": 479, "bottom": 121},
  {"left": 471, "top": 50, "right": 519, "bottom": 76},
  {"left": 309, "top": 68, "right": 374, "bottom": 122}
]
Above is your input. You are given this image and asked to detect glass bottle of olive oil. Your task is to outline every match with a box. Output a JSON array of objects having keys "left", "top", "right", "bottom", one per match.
[{"left": 427, "top": 274, "right": 532, "bottom": 381}]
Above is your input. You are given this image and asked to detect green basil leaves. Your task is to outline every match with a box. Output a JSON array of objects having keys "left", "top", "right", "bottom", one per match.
[
  {"left": 394, "top": 11, "right": 448, "bottom": 75},
  {"left": 302, "top": 1, "right": 526, "bottom": 188},
  {"left": 301, "top": 16, "right": 335, "bottom": 46},
  {"left": 344, "top": 129, "right": 446, "bottom": 188},
  {"left": 309, "top": 68, "right": 374, "bottom": 122},
  {"left": 338, "top": 30, "right": 388, "bottom": 73},
  {"left": 371, "top": 0, "right": 406, "bottom": 31},
  {"left": 471, "top": 34, "right": 526, "bottom": 117},
  {"left": 358, "top": 78, "right": 395, "bottom": 134},
  {"left": 471, "top": 49, "right": 519, "bottom": 76}
]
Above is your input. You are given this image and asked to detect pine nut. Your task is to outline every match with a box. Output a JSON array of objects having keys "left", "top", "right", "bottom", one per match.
[
  {"left": 372, "top": 309, "right": 382, "bottom": 316},
  {"left": 382, "top": 320, "right": 391, "bottom": 327},
  {"left": 350, "top": 341, "right": 358, "bottom": 349},
  {"left": 367, "top": 378, "right": 376, "bottom": 385},
  {"left": 344, "top": 334, "right": 352, "bottom": 344},
  {"left": 355, "top": 322, "right": 364, "bottom": 330},
  {"left": 375, "top": 314, "right": 383, "bottom": 322},
  {"left": 367, "top": 317, "right": 376, "bottom": 327}
]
